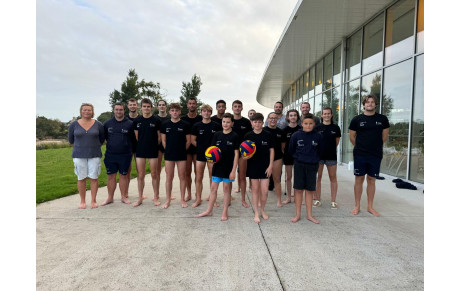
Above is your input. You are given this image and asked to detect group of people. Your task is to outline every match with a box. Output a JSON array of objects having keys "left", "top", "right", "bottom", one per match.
[{"left": 68, "top": 94, "right": 389, "bottom": 223}]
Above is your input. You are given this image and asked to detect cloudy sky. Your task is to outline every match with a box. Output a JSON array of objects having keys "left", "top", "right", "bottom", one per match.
[{"left": 37, "top": 0, "right": 298, "bottom": 122}]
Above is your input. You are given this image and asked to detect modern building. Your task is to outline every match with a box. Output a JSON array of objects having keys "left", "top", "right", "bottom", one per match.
[{"left": 257, "top": 0, "right": 424, "bottom": 183}]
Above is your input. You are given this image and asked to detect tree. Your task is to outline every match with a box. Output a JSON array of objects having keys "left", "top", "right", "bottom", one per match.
[
  {"left": 36, "top": 116, "right": 68, "bottom": 140},
  {"left": 179, "top": 74, "right": 203, "bottom": 116},
  {"left": 109, "top": 69, "right": 165, "bottom": 112},
  {"left": 97, "top": 111, "right": 113, "bottom": 124}
]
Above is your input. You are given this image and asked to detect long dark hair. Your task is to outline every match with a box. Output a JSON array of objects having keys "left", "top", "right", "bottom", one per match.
[{"left": 320, "top": 107, "right": 334, "bottom": 124}]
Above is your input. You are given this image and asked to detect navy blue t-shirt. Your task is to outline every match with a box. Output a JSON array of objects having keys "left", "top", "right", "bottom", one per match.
[
  {"left": 289, "top": 130, "right": 323, "bottom": 164},
  {"left": 104, "top": 117, "right": 134, "bottom": 155}
]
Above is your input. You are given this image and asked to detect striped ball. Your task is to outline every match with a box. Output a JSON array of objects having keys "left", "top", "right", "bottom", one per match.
[
  {"left": 240, "top": 140, "right": 256, "bottom": 157},
  {"left": 205, "top": 146, "right": 221, "bottom": 163}
]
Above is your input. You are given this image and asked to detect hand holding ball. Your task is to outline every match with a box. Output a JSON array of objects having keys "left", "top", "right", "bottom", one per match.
[{"left": 239, "top": 140, "right": 256, "bottom": 158}]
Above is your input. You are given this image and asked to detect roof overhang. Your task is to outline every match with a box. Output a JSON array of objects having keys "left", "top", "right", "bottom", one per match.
[{"left": 257, "top": 0, "right": 394, "bottom": 107}]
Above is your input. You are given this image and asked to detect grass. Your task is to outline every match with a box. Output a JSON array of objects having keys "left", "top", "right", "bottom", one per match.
[{"left": 36, "top": 146, "right": 163, "bottom": 204}]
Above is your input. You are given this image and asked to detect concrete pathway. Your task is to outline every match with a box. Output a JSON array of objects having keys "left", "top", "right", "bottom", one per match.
[{"left": 36, "top": 165, "right": 424, "bottom": 290}]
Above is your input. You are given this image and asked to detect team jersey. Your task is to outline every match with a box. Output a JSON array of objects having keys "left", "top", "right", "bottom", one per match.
[
  {"left": 211, "top": 131, "right": 241, "bottom": 178},
  {"left": 192, "top": 121, "right": 223, "bottom": 161},
  {"left": 210, "top": 115, "right": 223, "bottom": 125},
  {"left": 232, "top": 117, "right": 252, "bottom": 138},
  {"left": 181, "top": 114, "right": 203, "bottom": 154},
  {"left": 348, "top": 113, "right": 390, "bottom": 158},
  {"left": 160, "top": 119, "right": 191, "bottom": 161},
  {"left": 262, "top": 126, "right": 286, "bottom": 161},
  {"left": 315, "top": 123, "right": 341, "bottom": 160},
  {"left": 289, "top": 130, "right": 323, "bottom": 164},
  {"left": 133, "top": 115, "right": 161, "bottom": 158},
  {"left": 104, "top": 117, "right": 134, "bottom": 155},
  {"left": 244, "top": 130, "right": 274, "bottom": 178}
]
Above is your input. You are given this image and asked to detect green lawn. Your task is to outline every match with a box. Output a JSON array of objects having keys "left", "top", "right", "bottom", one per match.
[{"left": 36, "top": 146, "right": 161, "bottom": 203}]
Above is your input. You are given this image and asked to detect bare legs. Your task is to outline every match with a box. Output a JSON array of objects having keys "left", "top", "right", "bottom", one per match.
[
  {"left": 238, "top": 158, "right": 250, "bottom": 208},
  {"left": 133, "top": 158, "right": 159, "bottom": 207},
  {"left": 251, "top": 178, "right": 269, "bottom": 223},
  {"left": 282, "top": 165, "right": 293, "bottom": 204},
  {"left": 125, "top": 153, "right": 137, "bottom": 198},
  {"left": 77, "top": 178, "right": 98, "bottom": 209},
  {"left": 351, "top": 175, "right": 380, "bottom": 216},
  {"left": 198, "top": 181, "right": 231, "bottom": 220},
  {"left": 185, "top": 154, "right": 197, "bottom": 202},
  {"left": 101, "top": 173, "right": 131, "bottom": 206},
  {"left": 163, "top": 160, "right": 187, "bottom": 209},
  {"left": 314, "top": 164, "right": 338, "bottom": 205},
  {"left": 290, "top": 189, "right": 319, "bottom": 224},
  {"left": 272, "top": 159, "right": 283, "bottom": 207}
]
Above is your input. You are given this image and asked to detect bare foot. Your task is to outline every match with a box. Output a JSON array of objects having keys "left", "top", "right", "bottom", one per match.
[
  {"left": 171, "top": 196, "right": 176, "bottom": 200},
  {"left": 231, "top": 195, "right": 235, "bottom": 200},
  {"left": 181, "top": 201, "right": 188, "bottom": 208},
  {"left": 254, "top": 216, "right": 261, "bottom": 223},
  {"left": 290, "top": 216, "right": 300, "bottom": 223},
  {"left": 152, "top": 198, "right": 161, "bottom": 206},
  {"left": 78, "top": 203, "right": 86, "bottom": 209},
  {"left": 91, "top": 202, "right": 98, "bottom": 209},
  {"left": 198, "top": 211, "right": 213, "bottom": 217},
  {"left": 121, "top": 197, "right": 132, "bottom": 204},
  {"left": 241, "top": 201, "right": 250, "bottom": 208},
  {"left": 205, "top": 196, "right": 210, "bottom": 201},
  {"left": 220, "top": 215, "right": 228, "bottom": 221},
  {"left": 214, "top": 202, "right": 220, "bottom": 207},
  {"left": 235, "top": 189, "right": 240, "bottom": 193},
  {"left": 192, "top": 200, "right": 202, "bottom": 208},
  {"left": 277, "top": 201, "right": 282, "bottom": 208},
  {"left": 184, "top": 195, "right": 191, "bottom": 202},
  {"left": 100, "top": 199, "right": 113, "bottom": 206},
  {"left": 367, "top": 208, "right": 381, "bottom": 216},
  {"left": 133, "top": 200, "right": 142, "bottom": 207},
  {"left": 261, "top": 212, "right": 269, "bottom": 220},
  {"left": 142, "top": 195, "right": 147, "bottom": 200},
  {"left": 161, "top": 202, "right": 170, "bottom": 209},
  {"left": 282, "top": 199, "right": 291, "bottom": 205},
  {"left": 351, "top": 207, "right": 360, "bottom": 215},
  {"left": 307, "top": 216, "right": 320, "bottom": 224}
]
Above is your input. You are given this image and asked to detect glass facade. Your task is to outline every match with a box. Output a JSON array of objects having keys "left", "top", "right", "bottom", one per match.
[{"left": 281, "top": 0, "right": 424, "bottom": 183}]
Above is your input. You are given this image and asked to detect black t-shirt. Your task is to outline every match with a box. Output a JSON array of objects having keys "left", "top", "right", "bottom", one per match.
[
  {"left": 104, "top": 117, "right": 134, "bottom": 155},
  {"left": 244, "top": 130, "right": 274, "bottom": 176},
  {"left": 133, "top": 115, "right": 161, "bottom": 158},
  {"left": 181, "top": 114, "right": 203, "bottom": 154},
  {"left": 211, "top": 131, "right": 241, "bottom": 178},
  {"left": 263, "top": 126, "right": 286, "bottom": 161},
  {"left": 160, "top": 119, "right": 191, "bottom": 161},
  {"left": 156, "top": 115, "right": 170, "bottom": 124},
  {"left": 315, "top": 123, "right": 341, "bottom": 161},
  {"left": 126, "top": 114, "right": 140, "bottom": 153},
  {"left": 348, "top": 113, "right": 390, "bottom": 158},
  {"left": 210, "top": 115, "right": 222, "bottom": 125},
  {"left": 232, "top": 117, "right": 252, "bottom": 138},
  {"left": 192, "top": 121, "right": 223, "bottom": 157}
]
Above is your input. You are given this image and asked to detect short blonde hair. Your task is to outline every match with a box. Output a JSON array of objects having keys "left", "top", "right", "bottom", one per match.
[
  {"left": 200, "top": 104, "right": 213, "bottom": 112},
  {"left": 80, "top": 103, "right": 95, "bottom": 118}
]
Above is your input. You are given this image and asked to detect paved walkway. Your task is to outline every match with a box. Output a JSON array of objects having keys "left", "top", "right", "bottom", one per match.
[{"left": 36, "top": 165, "right": 424, "bottom": 290}]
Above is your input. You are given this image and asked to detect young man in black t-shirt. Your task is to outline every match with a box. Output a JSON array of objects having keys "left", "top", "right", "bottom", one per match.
[
  {"left": 349, "top": 95, "right": 389, "bottom": 216},
  {"left": 243, "top": 113, "right": 274, "bottom": 223},
  {"left": 191, "top": 104, "right": 222, "bottom": 208},
  {"left": 198, "top": 113, "right": 240, "bottom": 221},
  {"left": 210, "top": 99, "right": 226, "bottom": 124},
  {"left": 314, "top": 107, "right": 341, "bottom": 209},
  {"left": 181, "top": 97, "right": 203, "bottom": 203},
  {"left": 161, "top": 103, "right": 191, "bottom": 209},
  {"left": 231, "top": 100, "right": 252, "bottom": 208},
  {"left": 132, "top": 98, "right": 162, "bottom": 207}
]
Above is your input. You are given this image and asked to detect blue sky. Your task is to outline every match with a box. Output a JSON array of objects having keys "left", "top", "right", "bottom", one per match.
[{"left": 37, "top": 0, "right": 298, "bottom": 121}]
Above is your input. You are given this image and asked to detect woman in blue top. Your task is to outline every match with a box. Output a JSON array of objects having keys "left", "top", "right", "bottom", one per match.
[{"left": 68, "top": 103, "right": 105, "bottom": 209}]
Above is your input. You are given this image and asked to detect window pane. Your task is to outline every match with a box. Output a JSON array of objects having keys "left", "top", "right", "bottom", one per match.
[
  {"left": 324, "top": 52, "right": 333, "bottom": 91},
  {"left": 314, "top": 95, "right": 322, "bottom": 118},
  {"left": 409, "top": 55, "right": 423, "bottom": 183},
  {"left": 381, "top": 59, "right": 413, "bottom": 178},
  {"left": 416, "top": 0, "right": 424, "bottom": 53},
  {"left": 309, "top": 67, "right": 315, "bottom": 96},
  {"left": 342, "top": 79, "right": 360, "bottom": 163},
  {"left": 297, "top": 79, "right": 301, "bottom": 101},
  {"left": 346, "top": 29, "right": 362, "bottom": 81},
  {"left": 304, "top": 70, "right": 310, "bottom": 99},
  {"left": 361, "top": 71, "right": 382, "bottom": 113},
  {"left": 333, "top": 46, "right": 342, "bottom": 87},
  {"left": 315, "top": 61, "right": 323, "bottom": 94},
  {"left": 332, "top": 88, "right": 340, "bottom": 125},
  {"left": 362, "top": 13, "right": 384, "bottom": 74},
  {"left": 385, "top": 0, "right": 416, "bottom": 65}
]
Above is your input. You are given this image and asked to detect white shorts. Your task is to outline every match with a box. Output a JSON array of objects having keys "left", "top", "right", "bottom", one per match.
[{"left": 73, "top": 157, "right": 101, "bottom": 180}]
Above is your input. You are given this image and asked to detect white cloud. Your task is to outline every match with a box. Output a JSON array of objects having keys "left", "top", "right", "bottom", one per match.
[{"left": 37, "top": 0, "right": 298, "bottom": 121}]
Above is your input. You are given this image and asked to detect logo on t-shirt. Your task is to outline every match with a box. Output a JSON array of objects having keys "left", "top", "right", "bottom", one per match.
[
  {"left": 262, "top": 141, "right": 268, "bottom": 145},
  {"left": 166, "top": 128, "right": 171, "bottom": 133},
  {"left": 241, "top": 126, "right": 246, "bottom": 129},
  {"left": 121, "top": 129, "right": 128, "bottom": 133},
  {"left": 149, "top": 123, "right": 156, "bottom": 127},
  {"left": 312, "top": 140, "right": 318, "bottom": 146},
  {"left": 199, "top": 130, "right": 205, "bottom": 135},
  {"left": 297, "top": 140, "right": 304, "bottom": 147},
  {"left": 212, "top": 130, "right": 217, "bottom": 133},
  {"left": 108, "top": 127, "right": 113, "bottom": 133},
  {"left": 216, "top": 140, "right": 221, "bottom": 146},
  {"left": 178, "top": 128, "right": 183, "bottom": 132},
  {"left": 376, "top": 121, "right": 382, "bottom": 126},
  {"left": 226, "top": 141, "right": 233, "bottom": 145},
  {"left": 360, "top": 122, "right": 366, "bottom": 127},
  {"left": 137, "top": 123, "right": 141, "bottom": 128},
  {"left": 276, "top": 134, "right": 281, "bottom": 138}
]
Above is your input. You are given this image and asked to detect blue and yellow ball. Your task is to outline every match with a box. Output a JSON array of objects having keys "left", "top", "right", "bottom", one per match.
[
  {"left": 205, "top": 146, "right": 221, "bottom": 163},
  {"left": 239, "top": 140, "right": 256, "bottom": 157}
]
